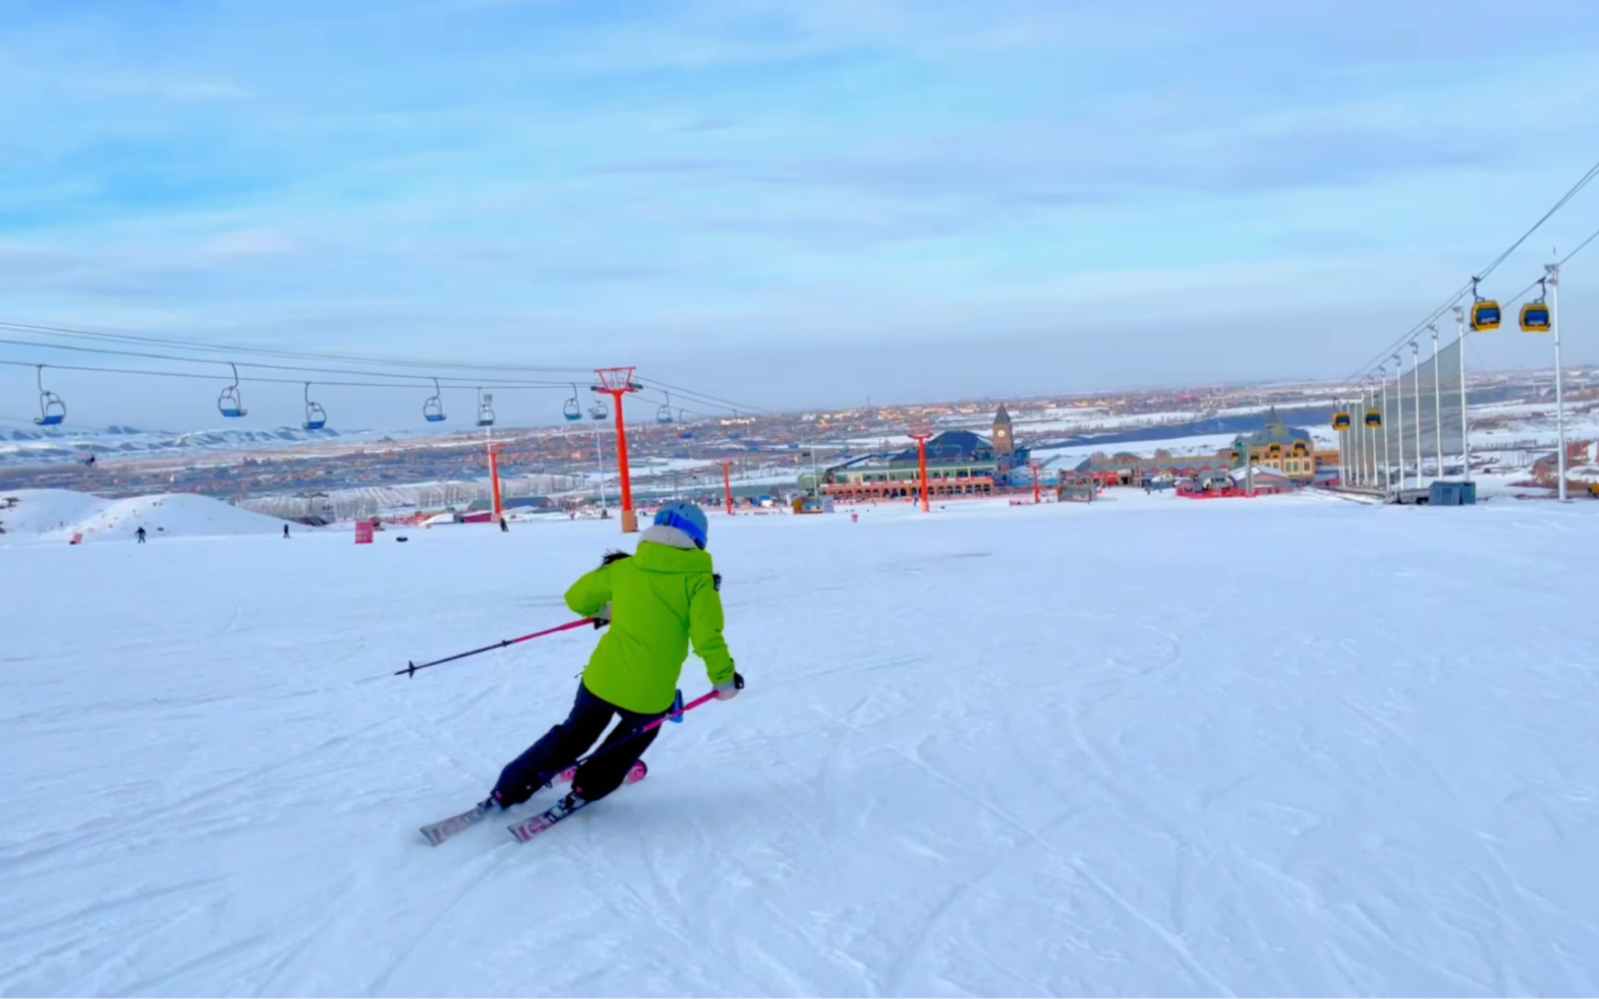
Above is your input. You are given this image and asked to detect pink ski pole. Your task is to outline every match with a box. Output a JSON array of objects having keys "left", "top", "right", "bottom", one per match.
[
  {"left": 398, "top": 618, "right": 595, "bottom": 678},
  {"left": 547, "top": 690, "right": 720, "bottom": 783}
]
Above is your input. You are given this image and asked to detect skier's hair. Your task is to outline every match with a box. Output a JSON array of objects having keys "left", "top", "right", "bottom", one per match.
[{"left": 600, "top": 549, "right": 632, "bottom": 566}]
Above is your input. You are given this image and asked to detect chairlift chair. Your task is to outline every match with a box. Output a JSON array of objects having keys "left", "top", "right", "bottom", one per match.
[
  {"left": 589, "top": 395, "right": 609, "bottom": 421},
  {"left": 218, "top": 362, "right": 247, "bottom": 418},
  {"left": 563, "top": 385, "right": 583, "bottom": 422},
  {"left": 33, "top": 365, "right": 66, "bottom": 426},
  {"left": 423, "top": 377, "right": 446, "bottom": 423},
  {"left": 302, "top": 382, "right": 327, "bottom": 431},
  {"left": 476, "top": 389, "right": 496, "bottom": 427},
  {"left": 657, "top": 392, "right": 675, "bottom": 425}
]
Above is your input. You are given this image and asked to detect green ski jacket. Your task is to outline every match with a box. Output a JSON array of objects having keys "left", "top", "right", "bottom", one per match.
[{"left": 565, "top": 541, "right": 736, "bottom": 714}]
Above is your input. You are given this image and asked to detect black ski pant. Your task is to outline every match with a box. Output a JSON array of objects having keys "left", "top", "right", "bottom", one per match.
[{"left": 491, "top": 681, "right": 665, "bottom": 808}]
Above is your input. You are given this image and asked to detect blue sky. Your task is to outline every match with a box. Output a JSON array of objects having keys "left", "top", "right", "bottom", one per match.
[{"left": 3, "top": 0, "right": 1599, "bottom": 428}]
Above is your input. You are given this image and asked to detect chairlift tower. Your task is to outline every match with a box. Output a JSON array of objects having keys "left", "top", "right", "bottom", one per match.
[
  {"left": 593, "top": 367, "right": 642, "bottom": 533},
  {"left": 908, "top": 426, "right": 934, "bottom": 513},
  {"left": 1546, "top": 264, "right": 1568, "bottom": 501},
  {"left": 485, "top": 441, "right": 506, "bottom": 523}
]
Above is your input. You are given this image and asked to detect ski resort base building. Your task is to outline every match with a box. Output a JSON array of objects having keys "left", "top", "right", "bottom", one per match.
[{"left": 819, "top": 408, "right": 1025, "bottom": 503}]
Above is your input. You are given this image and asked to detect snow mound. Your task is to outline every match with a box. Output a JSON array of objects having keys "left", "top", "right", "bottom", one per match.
[{"left": 0, "top": 489, "right": 290, "bottom": 542}]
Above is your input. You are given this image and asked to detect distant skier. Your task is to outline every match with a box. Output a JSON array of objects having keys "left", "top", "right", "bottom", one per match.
[
  {"left": 135, "top": 526, "right": 146, "bottom": 544},
  {"left": 486, "top": 502, "right": 742, "bottom": 813},
  {"left": 499, "top": 516, "right": 509, "bottom": 533},
  {"left": 283, "top": 524, "right": 291, "bottom": 539}
]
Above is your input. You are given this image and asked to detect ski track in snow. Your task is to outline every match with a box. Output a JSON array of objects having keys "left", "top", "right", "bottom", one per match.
[{"left": 3, "top": 492, "right": 1599, "bottom": 995}]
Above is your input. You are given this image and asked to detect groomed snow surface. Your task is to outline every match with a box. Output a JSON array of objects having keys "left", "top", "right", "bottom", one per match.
[{"left": 3, "top": 491, "right": 1599, "bottom": 996}]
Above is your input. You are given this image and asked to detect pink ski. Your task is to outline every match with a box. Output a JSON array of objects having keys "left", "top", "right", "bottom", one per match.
[
  {"left": 507, "top": 760, "right": 648, "bottom": 844},
  {"left": 507, "top": 795, "right": 589, "bottom": 843},
  {"left": 419, "top": 760, "right": 646, "bottom": 846}
]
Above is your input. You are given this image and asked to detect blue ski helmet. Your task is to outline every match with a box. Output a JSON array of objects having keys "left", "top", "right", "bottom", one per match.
[{"left": 653, "top": 502, "right": 709, "bottom": 549}]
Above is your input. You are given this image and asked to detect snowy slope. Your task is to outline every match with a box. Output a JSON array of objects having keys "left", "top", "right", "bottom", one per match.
[
  {"left": 0, "top": 489, "right": 292, "bottom": 542},
  {"left": 0, "top": 425, "right": 387, "bottom": 465},
  {"left": 2, "top": 495, "right": 1598, "bottom": 995}
]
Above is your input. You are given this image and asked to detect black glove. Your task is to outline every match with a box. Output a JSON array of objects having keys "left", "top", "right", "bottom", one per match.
[{"left": 592, "top": 603, "right": 612, "bottom": 629}]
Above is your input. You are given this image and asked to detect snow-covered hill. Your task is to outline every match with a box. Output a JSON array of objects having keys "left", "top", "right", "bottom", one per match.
[
  {"left": 2, "top": 494, "right": 1597, "bottom": 995},
  {"left": 0, "top": 488, "right": 291, "bottom": 542},
  {"left": 0, "top": 424, "right": 389, "bottom": 465}
]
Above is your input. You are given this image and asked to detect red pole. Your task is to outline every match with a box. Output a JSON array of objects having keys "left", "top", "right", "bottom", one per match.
[
  {"left": 1031, "top": 463, "right": 1041, "bottom": 504},
  {"left": 594, "top": 368, "right": 640, "bottom": 534},
  {"left": 915, "top": 435, "right": 931, "bottom": 513},
  {"left": 488, "top": 446, "right": 504, "bottom": 520},
  {"left": 610, "top": 390, "right": 637, "bottom": 533},
  {"left": 722, "top": 461, "right": 734, "bottom": 515}
]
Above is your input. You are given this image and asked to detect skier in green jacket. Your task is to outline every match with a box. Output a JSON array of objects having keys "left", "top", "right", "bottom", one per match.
[{"left": 487, "top": 503, "right": 742, "bottom": 811}]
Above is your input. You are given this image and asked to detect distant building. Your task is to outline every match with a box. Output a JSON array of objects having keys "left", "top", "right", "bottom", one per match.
[
  {"left": 503, "top": 495, "right": 555, "bottom": 511},
  {"left": 821, "top": 407, "right": 1024, "bottom": 501},
  {"left": 1069, "top": 409, "right": 1337, "bottom": 488},
  {"left": 992, "top": 405, "right": 1015, "bottom": 458},
  {"left": 1223, "top": 408, "right": 1338, "bottom": 483},
  {"left": 1071, "top": 454, "right": 1230, "bottom": 487},
  {"left": 1532, "top": 440, "right": 1598, "bottom": 491}
]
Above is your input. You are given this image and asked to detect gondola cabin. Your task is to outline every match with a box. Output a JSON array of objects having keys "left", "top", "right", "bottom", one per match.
[
  {"left": 1520, "top": 302, "right": 1551, "bottom": 333},
  {"left": 1332, "top": 411, "right": 1352, "bottom": 431},
  {"left": 1471, "top": 299, "right": 1501, "bottom": 332},
  {"left": 1364, "top": 409, "right": 1382, "bottom": 428}
]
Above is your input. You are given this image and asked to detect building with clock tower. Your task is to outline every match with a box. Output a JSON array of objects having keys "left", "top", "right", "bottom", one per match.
[{"left": 992, "top": 405, "right": 1014, "bottom": 459}]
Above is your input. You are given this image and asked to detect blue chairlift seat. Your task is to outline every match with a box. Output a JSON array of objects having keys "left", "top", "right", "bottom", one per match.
[
  {"left": 303, "top": 384, "right": 327, "bottom": 430},
  {"left": 218, "top": 386, "right": 247, "bottom": 419},
  {"left": 423, "top": 377, "right": 446, "bottom": 422},
  {"left": 33, "top": 367, "right": 66, "bottom": 425},
  {"left": 218, "top": 363, "right": 247, "bottom": 418}
]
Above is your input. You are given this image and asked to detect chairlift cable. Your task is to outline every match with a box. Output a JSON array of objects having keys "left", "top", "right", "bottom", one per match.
[
  {"left": 0, "top": 336, "right": 574, "bottom": 387},
  {"left": 0, "top": 317, "right": 594, "bottom": 375},
  {"left": 0, "top": 357, "right": 574, "bottom": 391}
]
